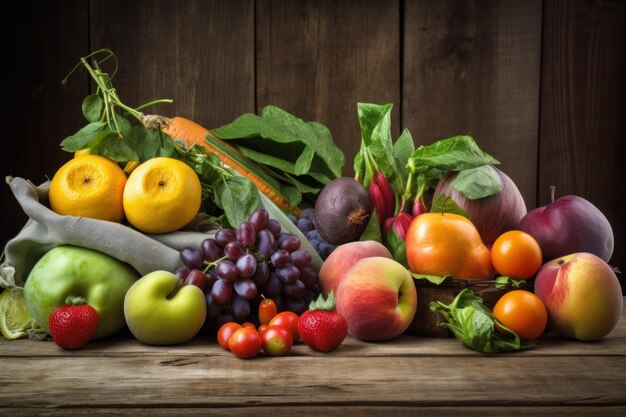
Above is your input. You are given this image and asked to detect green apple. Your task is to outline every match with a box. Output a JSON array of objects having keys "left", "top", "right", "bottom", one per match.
[{"left": 124, "top": 270, "right": 207, "bottom": 345}]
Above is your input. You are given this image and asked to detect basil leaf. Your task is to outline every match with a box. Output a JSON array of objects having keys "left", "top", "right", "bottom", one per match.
[
  {"left": 81, "top": 94, "right": 104, "bottom": 123},
  {"left": 60, "top": 122, "right": 109, "bottom": 152},
  {"left": 215, "top": 176, "right": 259, "bottom": 228},
  {"left": 452, "top": 165, "right": 502, "bottom": 199}
]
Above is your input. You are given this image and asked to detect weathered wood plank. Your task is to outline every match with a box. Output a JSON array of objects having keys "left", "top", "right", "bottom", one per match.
[
  {"left": 3, "top": 406, "right": 626, "bottom": 417},
  {"left": 255, "top": 0, "right": 401, "bottom": 175},
  {"left": 539, "top": 0, "right": 626, "bottom": 287},
  {"left": 403, "top": 0, "right": 542, "bottom": 208},
  {"left": 1, "top": 356, "right": 625, "bottom": 408},
  {"left": 89, "top": 0, "right": 255, "bottom": 128},
  {"left": 0, "top": 0, "right": 89, "bottom": 248}
]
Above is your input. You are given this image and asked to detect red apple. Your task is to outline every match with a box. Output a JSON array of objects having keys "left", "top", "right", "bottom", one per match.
[
  {"left": 534, "top": 252, "right": 623, "bottom": 341},
  {"left": 335, "top": 257, "right": 417, "bottom": 341},
  {"left": 318, "top": 240, "right": 392, "bottom": 296},
  {"left": 519, "top": 187, "right": 614, "bottom": 262}
]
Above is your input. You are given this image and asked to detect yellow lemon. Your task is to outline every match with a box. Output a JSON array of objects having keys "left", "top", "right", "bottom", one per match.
[
  {"left": 49, "top": 155, "right": 127, "bottom": 222},
  {"left": 123, "top": 157, "right": 202, "bottom": 234}
]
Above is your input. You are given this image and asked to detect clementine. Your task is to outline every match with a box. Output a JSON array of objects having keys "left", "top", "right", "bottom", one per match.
[
  {"left": 123, "top": 157, "right": 202, "bottom": 233},
  {"left": 49, "top": 155, "right": 127, "bottom": 222}
]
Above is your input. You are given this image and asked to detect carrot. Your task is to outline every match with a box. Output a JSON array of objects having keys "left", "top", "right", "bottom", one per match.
[{"left": 163, "top": 117, "right": 300, "bottom": 214}]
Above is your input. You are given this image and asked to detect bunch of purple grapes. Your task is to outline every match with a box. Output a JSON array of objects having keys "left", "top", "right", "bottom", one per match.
[
  {"left": 288, "top": 208, "right": 336, "bottom": 259},
  {"left": 176, "top": 208, "right": 320, "bottom": 324}
]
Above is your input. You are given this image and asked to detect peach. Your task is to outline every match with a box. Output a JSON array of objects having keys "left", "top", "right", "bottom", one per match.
[
  {"left": 534, "top": 252, "right": 623, "bottom": 341},
  {"left": 335, "top": 257, "right": 417, "bottom": 341},
  {"left": 319, "top": 240, "right": 392, "bottom": 296}
]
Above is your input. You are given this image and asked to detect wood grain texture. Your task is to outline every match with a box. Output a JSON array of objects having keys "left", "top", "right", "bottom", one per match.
[
  {"left": 0, "top": 0, "right": 89, "bottom": 248},
  {"left": 255, "top": 0, "right": 401, "bottom": 175},
  {"left": 0, "top": 299, "right": 624, "bottom": 414},
  {"left": 89, "top": 0, "right": 255, "bottom": 128},
  {"left": 539, "top": 0, "right": 626, "bottom": 280},
  {"left": 403, "top": 0, "right": 542, "bottom": 208}
]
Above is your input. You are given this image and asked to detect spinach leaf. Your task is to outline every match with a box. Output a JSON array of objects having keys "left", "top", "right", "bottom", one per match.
[
  {"left": 393, "top": 128, "right": 415, "bottom": 183},
  {"left": 359, "top": 211, "right": 381, "bottom": 243},
  {"left": 430, "top": 289, "right": 535, "bottom": 353},
  {"left": 96, "top": 133, "right": 138, "bottom": 162},
  {"left": 430, "top": 194, "right": 470, "bottom": 219},
  {"left": 384, "top": 228, "right": 408, "bottom": 268},
  {"left": 410, "top": 135, "right": 499, "bottom": 172}
]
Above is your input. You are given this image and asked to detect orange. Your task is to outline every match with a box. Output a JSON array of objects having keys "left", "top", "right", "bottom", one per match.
[
  {"left": 123, "top": 157, "right": 202, "bottom": 234},
  {"left": 491, "top": 230, "right": 543, "bottom": 280},
  {"left": 49, "top": 155, "right": 127, "bottom": 222},
  {"left": 493, "top": 290, "right": 548, "bottom": 341}
]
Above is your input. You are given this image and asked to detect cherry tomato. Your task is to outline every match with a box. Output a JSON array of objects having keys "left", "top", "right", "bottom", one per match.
[
  {"left": 242, "top": 322, "right": 257, "bottom": 330},
  {"left": 269, "top": 311, "right": 300, "bottom": 342},
  {"left": 493, "top": 290, "right": 548, "bottom": 341},
  {"left": 261, "top": 325, "right": 294, "bottom": 356},
  {"left": 217, "top": 322, "right": 242, "bottom": 350},
  {"left": 491, "top": 230, "right": 542, "bottom": 280},
  {"left": 228, "top": 327, "right": 263, "bottom": 359},
  {"left": 258, "top": 297, "right": 278, "bottom": 325},
  {"left": 257, "top": 324, "right": 269, "bottom": 335}
]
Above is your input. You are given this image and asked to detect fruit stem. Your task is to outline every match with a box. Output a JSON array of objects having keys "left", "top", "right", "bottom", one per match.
[{"left": 550, "top": 185, "right": 556, "bottom": 203}]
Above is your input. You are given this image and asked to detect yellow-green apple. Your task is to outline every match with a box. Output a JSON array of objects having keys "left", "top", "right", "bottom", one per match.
[
  {"left": 124, "top": 270, "right": 207, "bottom": 345},
  {"left": 534, "top": 253, "right": 623, "bottom": 341},
  {"left": 519, "top": 188, "right": 614, "bottom": 262},
  {"left": 335, "top": 257, "right": 417, "bottom": 341},
  {"left": 319, "top": 240, "right": 392, "bottom": 296}
]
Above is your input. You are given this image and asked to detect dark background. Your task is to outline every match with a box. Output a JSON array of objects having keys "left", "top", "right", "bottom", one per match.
[{"left": 2, "top": 0, "right": 625, "bottom": 290}]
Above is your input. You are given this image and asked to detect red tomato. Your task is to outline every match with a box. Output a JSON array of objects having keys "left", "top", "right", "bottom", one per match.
[
  {"left": 217, "top": 322, "right": 242, "bottom": 350},
  {"left": 258, "top": 298, "right": 278, "bottom": 325},
  {"left": 228, "top": 327, "right": 263, "bottom": 359},
  {"left": 493, "top": 290, "right": 548, "bottom": 341},
  {"left": 491, "top": 230, "right": 542, "bottom": 280},
  {"left": 269, "top": 311, "right": 300, "bottom": 342},
  {"left": 261, "top": 325, "right": 294, "bottom": 356},
  {"left": 242, "top": 322, "right": 257, "bottom": 330},
  {"left": 257, "top": 324, "right": 269, "bottom": 335}
]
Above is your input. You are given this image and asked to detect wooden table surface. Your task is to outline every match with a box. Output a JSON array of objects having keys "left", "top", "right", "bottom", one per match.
[{"left": 1, "top": 298, "right": 625, "bottom": 417}]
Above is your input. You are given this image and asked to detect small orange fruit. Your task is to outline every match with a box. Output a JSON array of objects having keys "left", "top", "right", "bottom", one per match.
[
  {"left": 123, "top": 157, "right": 201, "bottom": 234},
  {"left": 49, "top": 155, "right": 127, "bottom": 222}
]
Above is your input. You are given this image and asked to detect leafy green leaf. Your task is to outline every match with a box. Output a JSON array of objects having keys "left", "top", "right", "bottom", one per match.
[
  {"left": 359, "top": 211, "right": 381, "bottom": 242},
  {"left": 211, "top": 105, "right": 345, "bottom": 179},
  {"left": 384, "top": 228, "right": 408, "bottom": 268},
  {"left": 393, "top": 128, "right": 415, "bottom": 184},
  {"left": 452, "top": 165, "right": 502, "bottom": 199},
  {"left": 60, "top": 122, "right": 109, "bottom": 152},
  {"left": 494, "top": 276, "right": 530, "bottom": 289},
  {"left": 430, "top": 194, "right": 470, "bottom": 219},
  {"left": 81, "top": 94, "right": 104, "bottom": 123},
  {"left": 113, "top": 114, "right": 132, "bottom": 138},
  {"left": 215, "top": 176, "right": 259, "bottom": 227},
  {"left": 409, "top": 135, "right": 500, "bottom": 173},
  {"left": 127, "top": 126, "right": 158, "bottom": 161},
  {"left": 411, "top": 273, "right": 449, "bottom": 285},
  {"left": 95, "top": 133, "right": 138, "bottom": 162}
]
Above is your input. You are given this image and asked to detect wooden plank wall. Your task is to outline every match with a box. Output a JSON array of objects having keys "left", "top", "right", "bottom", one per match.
[{"left": 2, "top": 0, "right": 624, "bottom": 290}]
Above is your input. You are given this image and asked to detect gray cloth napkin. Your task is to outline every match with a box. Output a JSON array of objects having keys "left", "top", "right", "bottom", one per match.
[{"left": 1, "top": 176, "right": 214, "bottom": 287}]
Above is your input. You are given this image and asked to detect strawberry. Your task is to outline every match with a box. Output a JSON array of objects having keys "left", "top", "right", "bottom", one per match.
[
  {"left": 297, "top": 292, "right": 347, "bottom": 352},
  {"left": 48, "top": 296, "right": 99, "bottom": 350}
]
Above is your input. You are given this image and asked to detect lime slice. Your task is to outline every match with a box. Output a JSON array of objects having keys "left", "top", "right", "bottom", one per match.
[{"left": 0, "top": 289, "right": 38, "bottom": 340}]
